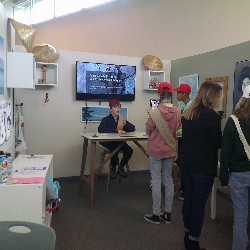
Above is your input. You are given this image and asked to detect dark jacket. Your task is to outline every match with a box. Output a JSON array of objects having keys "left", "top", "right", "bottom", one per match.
[
  {"left": 98, "top": 113, "right": 135, "bottom": 133},
  {"left": 176, "top": 108, "right": 222, "bottom": 176},
  {"left": 219, "top": 117, "right": 250, "bottom": 186}
]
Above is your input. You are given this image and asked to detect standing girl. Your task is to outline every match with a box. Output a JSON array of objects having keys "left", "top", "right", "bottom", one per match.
[
  {"left": 176, "top": 81, "right": 222, "bottom": 250},
  {"left": 220, "top": 84, "right": 250, "bottom": 250},
  {"left": 144, "top": 82, "right": 181, "bottom": 224}
]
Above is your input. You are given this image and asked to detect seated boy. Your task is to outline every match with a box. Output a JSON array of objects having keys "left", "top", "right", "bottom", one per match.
[{"left": 98, "top": 99, "right": 135, "bottom": 179}]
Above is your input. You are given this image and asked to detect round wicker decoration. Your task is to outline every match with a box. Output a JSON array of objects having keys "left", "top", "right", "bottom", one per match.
[
  {"left": 142, "top": 55, "right": 163, "bottom": 71},
  {"left": 32, "top": 44, "right": 59, "bottom": 63},
  {"left": 9, "top": 18, "right": 36, "bottom": 53}
]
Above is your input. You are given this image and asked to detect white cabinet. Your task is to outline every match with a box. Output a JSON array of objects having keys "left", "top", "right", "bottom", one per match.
[
  {"left": 7, "top": 52, "right": 35, "bottom": 89},
  {"left": 6, "top": 52, "right": 58, "bottom": 88},
  {"left": 142, "top": 70, "right": 165, "bottom": 90},
  {"left": 0, "top": 155, "right": 53, "bottom": 226}
]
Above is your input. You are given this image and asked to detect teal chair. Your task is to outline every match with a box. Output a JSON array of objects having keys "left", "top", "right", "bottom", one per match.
[{"left": 0, "top": 221, "right": 56, "bottom": 250}]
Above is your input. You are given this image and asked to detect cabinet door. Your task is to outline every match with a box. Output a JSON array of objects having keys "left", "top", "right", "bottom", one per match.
[
  {"left": 6, "top": 52, "right": 35, "bottom": 89},
  {"left": 0, "top": 183, "right": 44, "bottom": 224}
]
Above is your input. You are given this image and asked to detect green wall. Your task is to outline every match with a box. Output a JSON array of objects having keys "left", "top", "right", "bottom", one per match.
[{"left": 171, "top": 40, "right": 250, "bottom": 127}]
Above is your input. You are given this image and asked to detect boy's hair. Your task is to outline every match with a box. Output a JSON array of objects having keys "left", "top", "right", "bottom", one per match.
[{"left": 109, "top": 99, "right": 121, "bottom": 108}]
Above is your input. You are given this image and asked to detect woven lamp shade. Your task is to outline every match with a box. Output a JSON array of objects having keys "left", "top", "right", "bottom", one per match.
[
  {"left": 142, "top": 55, "right": 163, "bottom": 71},
  {"left": 9, "top": 18, "right": 36, "bottom": 53},
  {"left": 32, "top": 44, "right": 59, "bottom": 63}
]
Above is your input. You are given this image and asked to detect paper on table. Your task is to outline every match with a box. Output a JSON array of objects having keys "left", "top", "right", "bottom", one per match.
[{"left": 119, "top": 132, "right": 136, "bottom": 137}]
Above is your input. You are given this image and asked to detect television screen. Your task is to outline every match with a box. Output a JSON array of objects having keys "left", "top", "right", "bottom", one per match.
[{"left": 76, "top": 61, "right": 136, "bottom": 101}]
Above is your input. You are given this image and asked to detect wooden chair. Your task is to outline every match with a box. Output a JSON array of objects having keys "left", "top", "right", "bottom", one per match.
[{"left": 98, "top": 147, "right": 132, "bottom": 192}]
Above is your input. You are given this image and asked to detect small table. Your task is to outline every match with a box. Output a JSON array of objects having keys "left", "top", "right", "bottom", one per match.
[{"left": 79, "top": 132, "right": 149, "bottom": 208}]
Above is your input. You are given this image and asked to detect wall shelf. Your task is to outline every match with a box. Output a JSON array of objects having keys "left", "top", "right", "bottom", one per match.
[
  {"left": 35, "top": 62, "right": 58, "bottom": 86},
  {"left": 142, "top": 70, "right": 165, "bottom": 90}
]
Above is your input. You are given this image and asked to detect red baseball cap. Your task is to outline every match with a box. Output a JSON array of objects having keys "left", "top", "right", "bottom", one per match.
[
  {"left": 109, "top": 99, "right": 120, "bottom": 107},
  {"left": 173, "top": 84, "right": 191, "bottom": 94},
  {"left": 157, "top": 82, "right": 173, "bottom": 94}
]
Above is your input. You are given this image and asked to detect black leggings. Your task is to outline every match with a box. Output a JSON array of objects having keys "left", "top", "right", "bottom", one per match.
[{"left": 100, "top": 141, "right": 133, "bottom": 169}]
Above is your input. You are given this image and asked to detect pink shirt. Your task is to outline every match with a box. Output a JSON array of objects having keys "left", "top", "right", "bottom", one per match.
[{"left": 145, "top": 104, "right": 181, "bottom": 159}]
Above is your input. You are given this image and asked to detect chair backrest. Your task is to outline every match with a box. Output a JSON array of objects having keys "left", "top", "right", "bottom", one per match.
[{"left": 0, "top": 221, "right": 56, "bottom": 250}]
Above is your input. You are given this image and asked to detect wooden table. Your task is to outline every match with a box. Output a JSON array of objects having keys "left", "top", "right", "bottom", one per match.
[{"left": 79, "top": 132, "right": 149, "bottom": 208}]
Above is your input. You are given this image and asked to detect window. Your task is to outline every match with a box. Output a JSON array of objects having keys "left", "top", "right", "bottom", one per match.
[
  {"left": 13, "top": 0, "right": 31, "bottom": 25},
  {"left": 13, "top": 0, "right": 117, "bottom": 25},
  {"left": 32, "top": 0, "right": 54, "bottom": 24}
]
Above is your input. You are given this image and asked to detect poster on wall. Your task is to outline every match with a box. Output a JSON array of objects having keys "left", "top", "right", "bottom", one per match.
[
  {"left": 234, "top": 60, "right": 250, "bottom": 109},
  {"left": 0, "top": 100, "right": 12, "bottom": 145},
  {"left": 81, "top": 106, "right": 128, "bottom": 123},
  {"left": 178, "top": 74, "right": 199, "bottom": 101},
  {"left": 0, "top": 36, "right": 4, "bottom": 94}
]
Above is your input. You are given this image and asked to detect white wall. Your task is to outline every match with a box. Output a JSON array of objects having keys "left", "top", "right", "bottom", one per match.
[
  {"left": 29, "top": 0, "right": 250, "bottom": 60},
  {"left": 15, "top": 48, "right": 170, "bottom": 177}
]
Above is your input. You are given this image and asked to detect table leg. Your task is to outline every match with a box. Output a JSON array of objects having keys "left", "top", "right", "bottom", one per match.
[
  {"left": 133, "top": 141, "right": 148, "bottom": 157},
  {"left": 79, "top": 138, "right": 88, "bottom": 193},
  {"left": 211, "top": 177, "right": 218, "bottom": 220},
  {"left": 90, "top": 141, "right": 96, "bottom": 208}
]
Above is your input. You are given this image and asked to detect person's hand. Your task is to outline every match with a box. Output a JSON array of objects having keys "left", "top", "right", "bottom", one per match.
[
  {"left": 117, "top": 129, "right": 125, "bottom": 135},
  {"left": 117, "top": 124, "right": 123, "bottom": 131}
]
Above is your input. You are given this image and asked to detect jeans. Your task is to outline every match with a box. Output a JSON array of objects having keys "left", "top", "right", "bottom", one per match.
[
  {"left": 149, "top": 157, "right": 174, "bottom": 215},
  {"left": 229, "top": 171, "right": 250, "bottom": 250},
  {"left": 182, "top": 170, "right": 214, "bottom": 238},
  {"left": 100, "top": 142, "right": 133, "bottom": 169}
]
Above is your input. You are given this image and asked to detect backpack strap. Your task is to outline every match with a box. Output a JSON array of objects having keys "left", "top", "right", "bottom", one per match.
[
  {"left": 231, "top": 115, "right": 250, "bottom": 161},
  {"left": 149, "top": 108, "right": 177, "bottom": 152}
]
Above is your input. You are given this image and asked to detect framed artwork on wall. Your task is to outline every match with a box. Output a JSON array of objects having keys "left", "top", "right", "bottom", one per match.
[
  {"left": 206, "top": 76, "right": 228, "bottom": 118},
  {"left": 81, "top": 106, "right": 128, "bottom": 123},
  {"left": 234, "top": 60, "right": 250, "bottom": 109},
  {"left": 178, "top": 74, "right": 199, "bottom": 100}
]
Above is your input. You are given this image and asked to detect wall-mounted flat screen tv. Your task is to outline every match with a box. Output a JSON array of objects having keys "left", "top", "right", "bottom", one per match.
[{"left": 76, "top": 61, "right": 136, "bottom": 101}]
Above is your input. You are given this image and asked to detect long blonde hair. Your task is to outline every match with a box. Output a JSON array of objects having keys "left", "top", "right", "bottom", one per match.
[
  {"left": 183, "top": 81, "right": 222, "bottom": 120},
  {"left": 233, "top": 98, "right": 250, "bottom": 126}
]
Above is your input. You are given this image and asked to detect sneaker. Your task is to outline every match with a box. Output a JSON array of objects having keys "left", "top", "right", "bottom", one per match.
[
  {"left": 117, "top": 167, "right": 128, "bottom": 177},
  {"left": 178, "top": 190, "right": 184, "bottom": 201},
  {"left": 186, "top": 238, "right": 206, "bottom": 250},
  {"left": 144, "top": 214, "right": 161, "bottom": 224},
  {"left": 160, "top": 212, "right": 171, "bottom": 224},
  {"left": 110, "top": 168, "right": 117, "bottom": 179},
  {"left": 178, "top": 193, "right": 184, "bottom": 201},
  {"left": 184, "top": 232, "right": 189, "bottom": 249}
]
